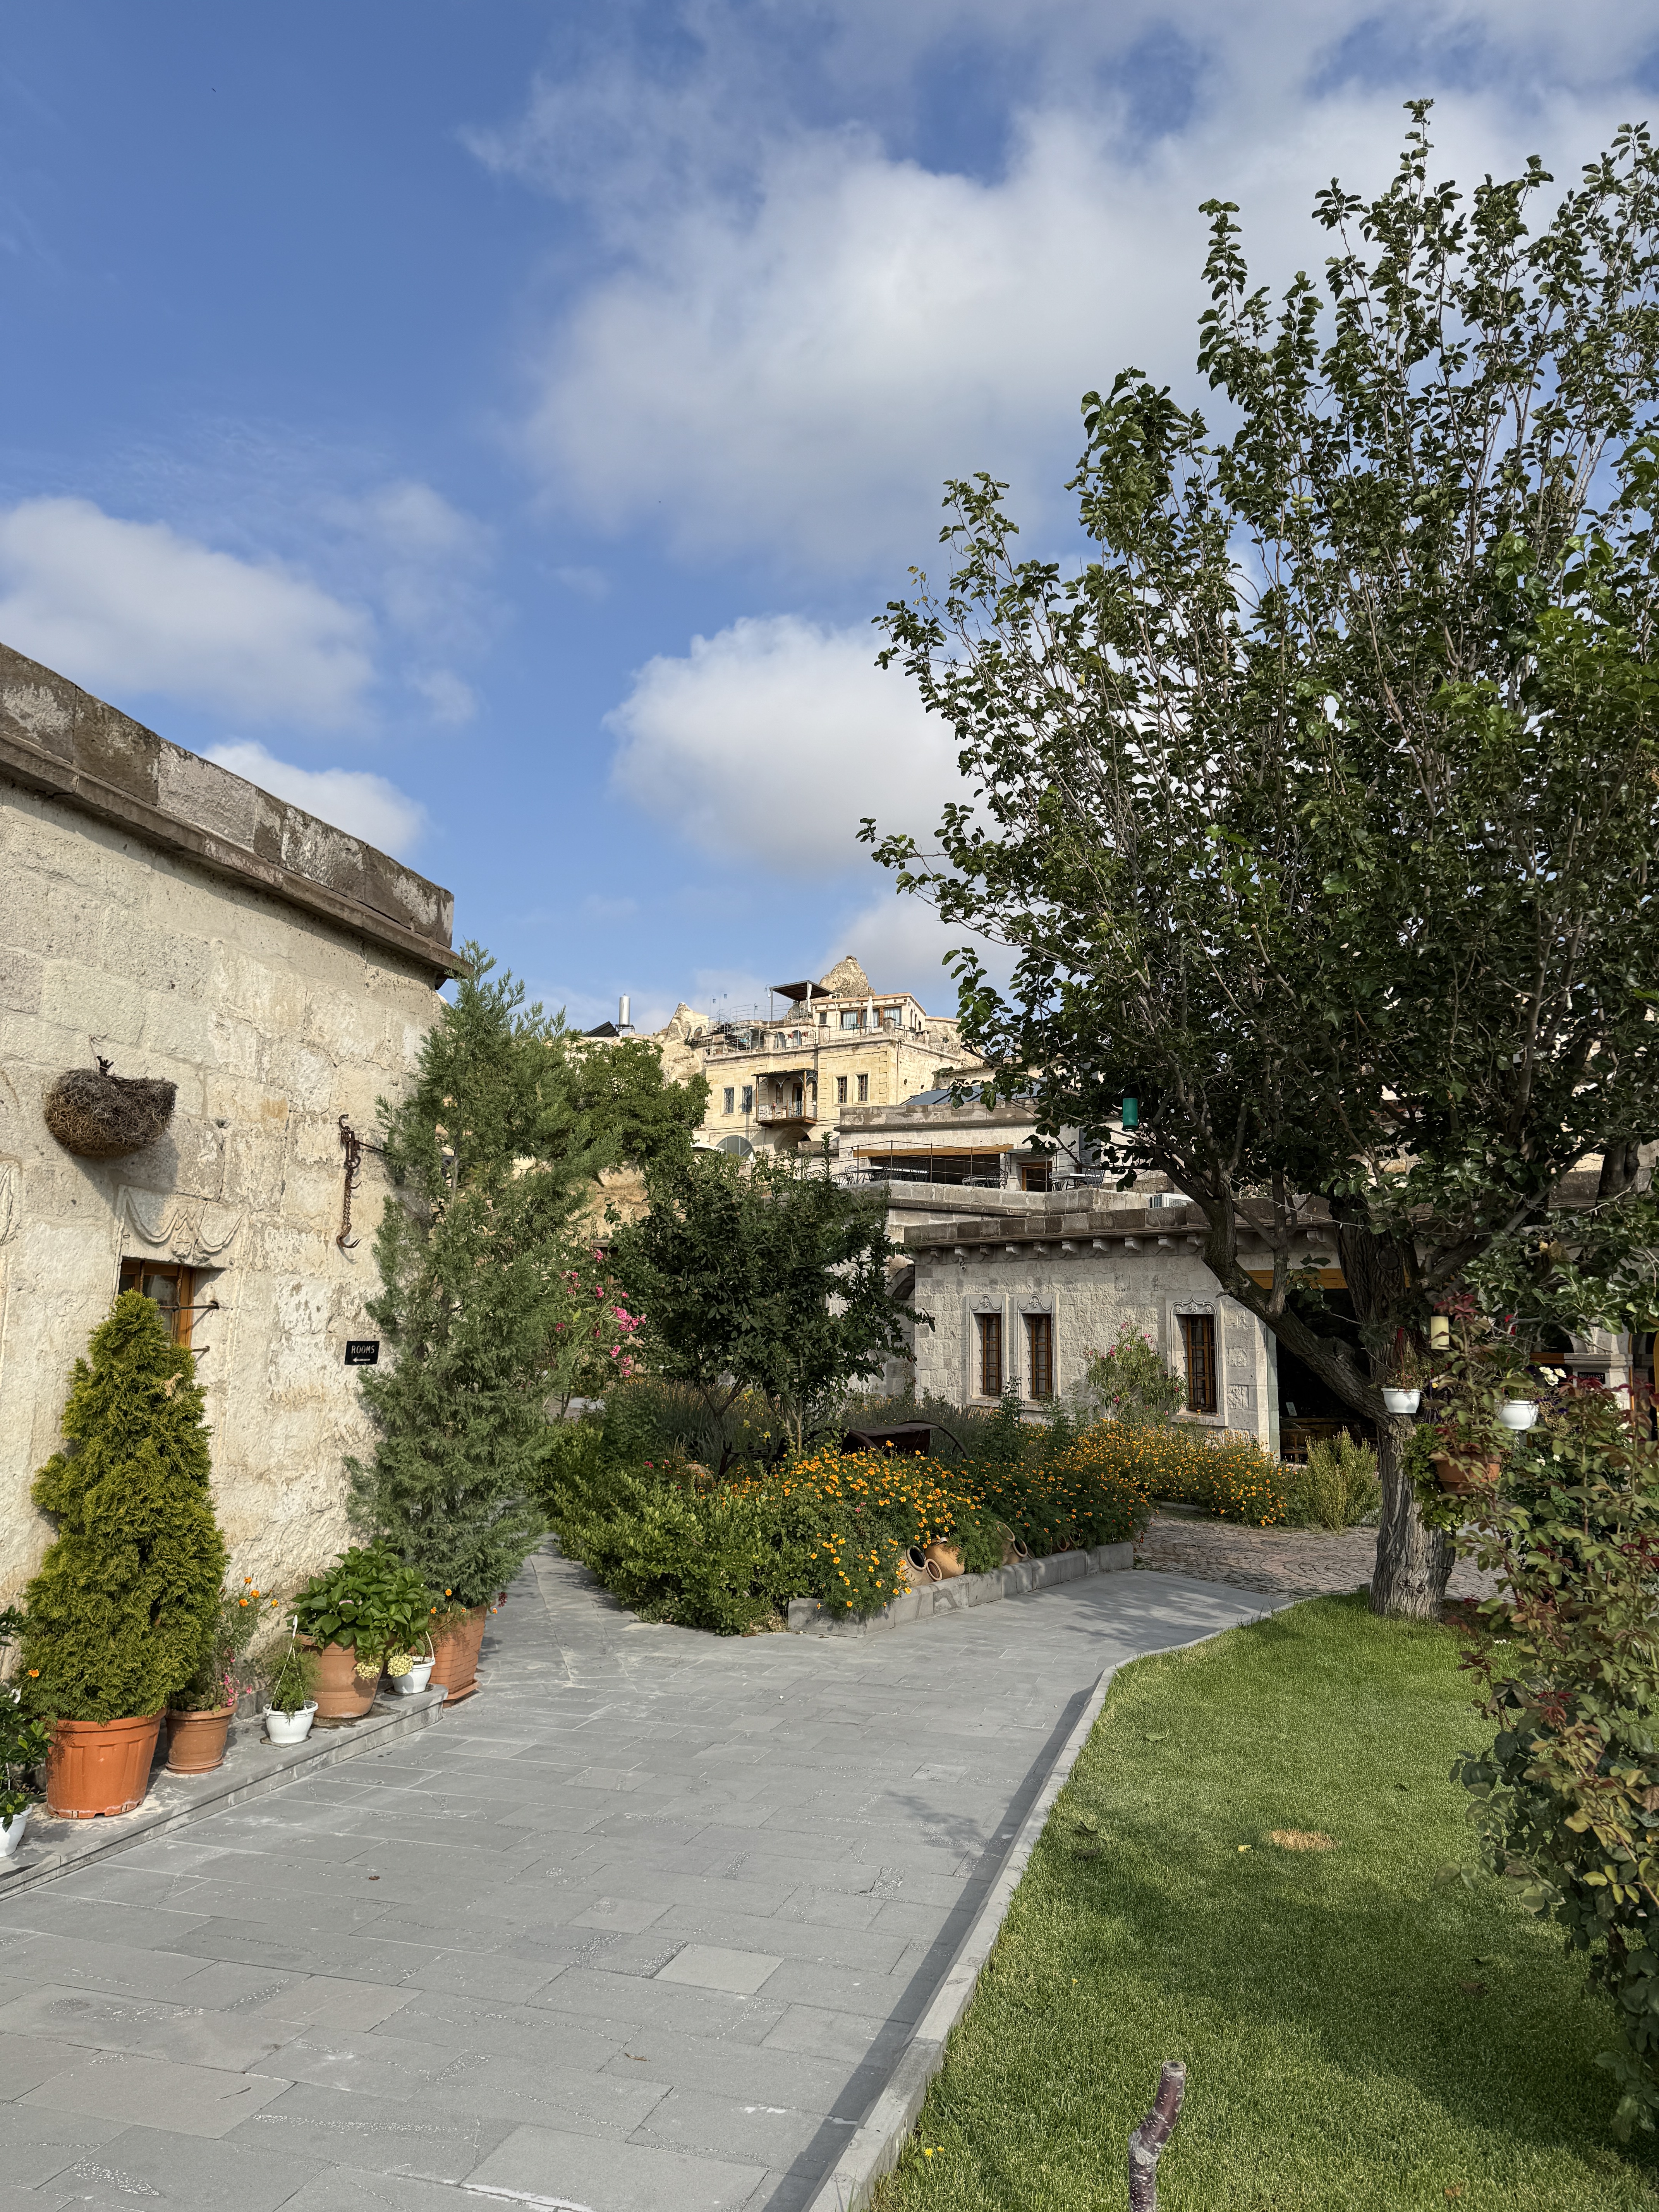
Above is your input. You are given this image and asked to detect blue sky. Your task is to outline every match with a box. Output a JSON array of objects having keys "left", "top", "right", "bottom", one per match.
[{"left": 3, "top": 3, "right": 1656, "bottom": 1029}]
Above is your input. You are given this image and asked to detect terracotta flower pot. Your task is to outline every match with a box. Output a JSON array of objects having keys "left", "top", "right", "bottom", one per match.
[
  {"left": 429, "top": 1607, "right": 489, "bottom": 1703},
  {"left": 923, "top": 1541, "right": 965, "bottom": 1580},
  {"left": 164, "top": 1705, "right": 234, "bottom": 1775},
  {"left": 306, "top": 1640, "right": 378, "bottom": 1721},
  {"left": 45, "top": 1712, "right": 162, "bottom": 1819},
  {"left": 1431, "top": 1452, "right": 1501, "bottom": 1496},
  {"left": 900, "top": 1545, "right": 941, "bottom": 1589}
]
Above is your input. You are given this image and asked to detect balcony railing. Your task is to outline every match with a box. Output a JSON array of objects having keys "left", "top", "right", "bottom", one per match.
[{"left": 756, "top": 1101, "right": 817, "bottom": 1124}]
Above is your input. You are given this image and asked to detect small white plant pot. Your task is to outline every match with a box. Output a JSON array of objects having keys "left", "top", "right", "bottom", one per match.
[
  {"left": 1382, "top": 1388, "right": 1421, "bottom": 1415},
  {"left": 1498, "top": 1399, "right": 1539, "bottom": 1432},
  {"left": 387, "top": 1660, "right": 434, "bottom": 1696},
  {"left": 0, "top": 1807, "right": 29, "bottom": 1860},
  {"left": 264, "top": 1702, "right": 318, "bottom": 1746}
]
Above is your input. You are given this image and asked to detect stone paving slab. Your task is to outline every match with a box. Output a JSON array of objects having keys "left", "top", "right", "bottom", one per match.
[{"left": 0, "top": 1544, "right": 1269, "bottom": 2210}]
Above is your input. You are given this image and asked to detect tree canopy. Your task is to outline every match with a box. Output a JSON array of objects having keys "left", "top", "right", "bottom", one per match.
[
  {"left": 609, "top": 1149, "right": 920, "bottom": 1458},
  {"left": 867, "top": 108, "right": 1659, "bottom": 1616}
]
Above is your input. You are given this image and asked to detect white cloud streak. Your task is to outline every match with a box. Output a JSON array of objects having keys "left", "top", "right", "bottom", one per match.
[
  {"left": 484, "top": 4, "right": 1651, "bottom": 573},
  {"left": 0, "top": 496, "right": 375, "bottom": 728}
]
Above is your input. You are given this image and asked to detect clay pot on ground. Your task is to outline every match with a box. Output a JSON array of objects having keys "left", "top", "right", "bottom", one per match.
[
  {"left": 1000, "top": 1534, "right": 1032, "bottom": 1565},
  {"left": 45, "top": 1712, "right": 162, "bottom": 1818},
  {"left": 1432, "top": 1452, "right": 1501, "bottom": 1496},
  {"left": 164, "top": 1705, "right": 234, "bottom": 1775},
  {"left": 429, "top": 1607, "right": 489, "bottom": 1703},
  {"left": 900, "top": 1545, "right": 942, "bottom": 1589},
  {"left": 306, "top": 1640, "right": 378, "bottom": 1721},
  {"left": 264, "top": 1702, "right": 317, "bottom": 1747},
  {"left": 0, "top": 1807, "right": 29, "bottom": 1859},
  {"left": 923, "top": 1541, "right": 965, "bottom": 1580}
]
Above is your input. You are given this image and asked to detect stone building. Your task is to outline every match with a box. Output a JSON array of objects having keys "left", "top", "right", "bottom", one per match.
[
  {"left": 0, "top": 643, "right": 457, "bottom": 1607},
  {"left": 615, "top": 957, "right": 986, "bottom": 1158},
  {"left": 900, "top": 1193, "right": 1297, "bottom": 1448}
]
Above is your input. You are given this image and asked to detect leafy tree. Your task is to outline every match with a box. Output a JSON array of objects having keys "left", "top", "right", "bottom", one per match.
[
  {"left": 348, "top": 947, "right": 603, "bottom": 1606},
  {"left": 609, "top": 1150, "right": 922, "bottom": 1459},
  {"left": 570, "top": 1036, "right": 709, "bottom": 1175},
  {"left": 19, "top": 1291, "right": 227, "bottom": 1721},
  {"left": 867, "top": 109, "right": 1659, "bottom": 1617}
]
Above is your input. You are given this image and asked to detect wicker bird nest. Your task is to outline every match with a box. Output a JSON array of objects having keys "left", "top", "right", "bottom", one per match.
[{"left": 43, "top": 1068, "right": 177, "bottom": 1159}]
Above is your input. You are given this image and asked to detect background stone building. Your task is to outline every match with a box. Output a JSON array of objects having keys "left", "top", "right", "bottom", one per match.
[{"left": 0, "top": 643, "right": 457, "bottom": 1606}]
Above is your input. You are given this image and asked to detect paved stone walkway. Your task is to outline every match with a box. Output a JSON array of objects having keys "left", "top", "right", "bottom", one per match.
[
  {"left": 0, "top": 1549, "right": 1268, "bottom": 2212},
  {"left": 1138, "top": 1512, "right": 1499, "bottom": 1603}
]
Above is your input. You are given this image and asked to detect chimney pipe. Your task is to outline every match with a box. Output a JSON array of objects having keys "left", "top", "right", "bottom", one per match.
[{"left": 619, "top": 994, "right": 631, "bottom": 1031}]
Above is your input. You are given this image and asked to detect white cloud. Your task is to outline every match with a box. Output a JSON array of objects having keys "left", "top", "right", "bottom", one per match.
[
  {"left": 206, "top": 740, "right": 428, "bottom": 859},
  {"left": 606, "top": 613, "right": 956, "bottom": 875},
  {"left": 821, "top": 886, "right": 1016, "bottom": 1011},
  {"left": 0, "top": 497, "right": 374, "bottom": 727},
  {"left": 325, "top": 479, "right": 494, "bottom": 650},
  {"left": 408, "top": 668, "right": 478, "bottom": 727},
  {"left": 487, "top": 7, "right": 1647, "bottom": 572}
]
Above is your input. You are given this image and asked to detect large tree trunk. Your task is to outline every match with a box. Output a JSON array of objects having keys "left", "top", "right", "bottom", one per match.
[{"left": 1370, "top": 1415, "right": 1451, "bottom": 1619}]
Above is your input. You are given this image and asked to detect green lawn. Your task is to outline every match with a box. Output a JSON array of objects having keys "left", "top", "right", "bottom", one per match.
[{"left": 875, "top": 1597, "right": 1658, "bottom": 2211}]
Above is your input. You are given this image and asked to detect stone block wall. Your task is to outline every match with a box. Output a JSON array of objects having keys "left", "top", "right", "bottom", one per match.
[{"left": 0, "top": 774, "right": 445, "bottom": 1606}]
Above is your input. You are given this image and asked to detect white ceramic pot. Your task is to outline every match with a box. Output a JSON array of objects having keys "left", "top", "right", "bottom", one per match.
[
  {"left": 1498, "top": 1399, "right": 1539, "bottom": 1431},
  {"left": 0, "top": 1806, "right": 29, "bottom": 1859},
  {"left": 387, "top": 1659, "right": 434, "bottom": 1696},
  {"left": 264, "top": 1702, "right": 318, "bottom": 1745},
  {"left": 1382, "top": 1388, "right": 1421, "bottom": 1415}
]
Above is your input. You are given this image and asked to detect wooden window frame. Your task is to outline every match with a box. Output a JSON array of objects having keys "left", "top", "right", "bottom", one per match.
[
  {"left": 977, "top": 1310, "right": 1004, "bottom": 1399},
  {"left": 118, "top": 1258, "right": 199, "bottom": 1348},
  {"left": 1025, "top": 1311, "right": 1054, "bottom": 1400},
  {"left": 857, "top": 1073, "right": 869, "bottom": 1103},
  {"left": 836, "top": 1075, "right": 848, "bottom": 1104},
  {"left": 1180, "top": 1312, "right": 1218, "bottom": 1415}
]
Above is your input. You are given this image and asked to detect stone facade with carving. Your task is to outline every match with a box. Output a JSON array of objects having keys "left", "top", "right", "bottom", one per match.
[{"left": 0, "top": 642, "right": 457, "bottom": 1605}]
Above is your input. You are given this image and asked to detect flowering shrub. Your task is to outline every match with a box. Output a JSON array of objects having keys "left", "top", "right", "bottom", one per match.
[
  {"left": 547, "top": 1245, "right": 643, "bottom": 1408},
  {"left": 1443, "top": 1366, "right": 1659, "bottom": 2138},
  {"left": 1067, "top": 1422, "right": 1288, "bottom": 1526},
  {"left": 553, "top": 1431, "right": 1158, "bottom": 1632}
]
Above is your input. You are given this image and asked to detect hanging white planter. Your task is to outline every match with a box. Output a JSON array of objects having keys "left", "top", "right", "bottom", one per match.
[
  {"left": 1497, "top": 1398, "right": 1539, "bottom": 1431},
  {"left": 264, "top": 1702, "right": 318, "bottom": 1746},
  {"left": 0, "top": 1806, "right": 29, "bottom": 1860},
  {"left": 1382, "top": 1388, "right": 1421, "bottom": 1415}
]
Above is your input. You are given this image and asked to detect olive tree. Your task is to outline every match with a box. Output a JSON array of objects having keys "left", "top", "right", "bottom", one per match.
[{"left": 868, "top": 109, "right": 1659, "bottom": 1618}]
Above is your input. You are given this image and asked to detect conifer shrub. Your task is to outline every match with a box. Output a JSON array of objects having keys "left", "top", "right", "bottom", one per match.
[{"left": 18, "top": 1290, "right": 227, "bottom": 1722}]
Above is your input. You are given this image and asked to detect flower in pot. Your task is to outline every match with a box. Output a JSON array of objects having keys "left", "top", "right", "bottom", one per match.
[
  {"left": 263, "top": 1635, "right": 319, "bottom": 1745},
  {"left": 292, "top": 1547, "right": 438, "bottom": 1721},
  {"left": 17, "top": 1293, "right": 227, "bottom": 1818},
  {"left": 164, "top": 1578, "right": 278, "bottom": 1775},
  {"left": 0, "top": 1605, "right": 50, "bottom": 1858},
  {"left": 383, "top": 1635, "right": 435, "bottom": 1696}
]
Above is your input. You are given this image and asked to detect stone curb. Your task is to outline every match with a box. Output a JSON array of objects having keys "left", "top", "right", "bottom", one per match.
[
  {"left": 800, "top": 1607, "right": 1282, "bottom": 2212},
  {"left": 0, "top": 1687, "right": 452, "bottom": 1899},
  {"left": 786, "top": 1540, "right": 1135, "bottom": 1636}
]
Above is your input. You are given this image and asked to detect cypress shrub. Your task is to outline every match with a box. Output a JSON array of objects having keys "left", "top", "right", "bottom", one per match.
[{"left": 19, "top": 1290, "right": 227, "bottom": 1722}]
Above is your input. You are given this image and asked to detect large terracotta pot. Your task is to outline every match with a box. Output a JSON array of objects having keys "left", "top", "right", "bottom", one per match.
[
  {"left": 923, "top": 1541, "right": 965, "bottom": 1580},
  {"left": 1432, "top": 1452, "right": 1501, "bottom": 1497},
  {"left": 429, "top": 1607, "right": 488, "bottom": 1703},
  {"left": 307, "top": 1640, "right": 378, "bottom": 1721},
  {"left": 46, "top": 1713, "right": 162, "bottom": 1818},
  {"left": 165, "top": 1705, "right": 234, "bottom": 1775}
]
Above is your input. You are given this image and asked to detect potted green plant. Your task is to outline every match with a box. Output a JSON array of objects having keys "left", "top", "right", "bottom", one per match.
[
  {"left": 1, "top": 1606, "right": 50, "bottom": 1859},
  {"left": 1381, "top": 1336, "right": 1426, "bottom": 1416},
  {"left": 164, "top": 1578, "right": 279, "bottom": 1775},
  {"left": 263, "top": 1628, "right": 319, "bottom": 1745},
  {"left": 292, "top": 1546, "right": 436, "bottom": 1720},
  {"left": 17, "top": 1292, "right": 226, "bottom": 1818}
]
